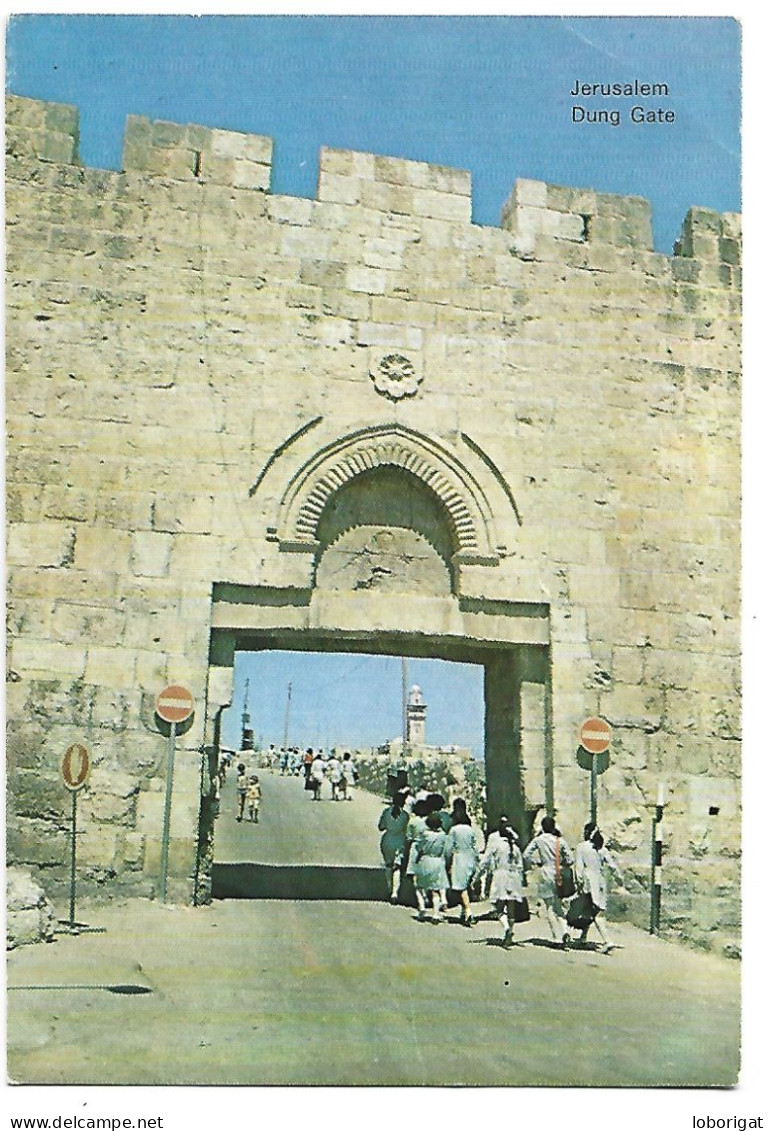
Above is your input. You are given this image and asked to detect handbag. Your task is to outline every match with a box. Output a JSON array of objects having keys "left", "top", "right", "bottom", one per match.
[
  {"left": 555, "top": 838, "right": 577, "bottom": 898},
  {"left": 566, "top": 891, "right": 596, "bottom": 929},
  {"left": 511, "top": 896, "right": 530, "bottom": 923}
]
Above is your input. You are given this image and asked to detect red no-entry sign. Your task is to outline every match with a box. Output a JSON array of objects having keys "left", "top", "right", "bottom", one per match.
[
  {"left": 155, "top": 684, "right": 195, "bottom": 725},
  {"left": 579, "top": 716, "right": 612, "bottom": 754}
]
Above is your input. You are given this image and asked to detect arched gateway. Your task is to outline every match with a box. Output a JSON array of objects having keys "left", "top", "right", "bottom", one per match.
[
  {"left": 199, "top": 420, "right": 549, "bottom": 899},
  {"left": 6, "top": 95, "right": 741, "bottom": 951}
]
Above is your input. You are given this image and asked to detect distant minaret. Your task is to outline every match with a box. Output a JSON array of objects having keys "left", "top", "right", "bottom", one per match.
[
  {"left": 240, "top": 679, "right": 254, "bottom": 751},
  {"left": 406, "top": 684, "right": 427, "bottom": 746}
]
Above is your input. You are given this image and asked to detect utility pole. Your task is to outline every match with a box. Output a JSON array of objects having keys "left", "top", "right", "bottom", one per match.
[
  {"left": 240, "top": 678, "right": 254, "bottom": 751},
  {"left": 283, "top": 682, "right": 292, "bottom": 750},
  {"left": 401, "top": 657, "right": 409, "bottom": 756}
]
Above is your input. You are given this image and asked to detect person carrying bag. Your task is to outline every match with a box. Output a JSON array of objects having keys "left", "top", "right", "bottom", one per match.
[
  {"left": 568, "top": 824, "right": 625, "bottom": 954},
  {"left": 555, "top": 834, "right": 577, "bottom": 899},
  {"left": 523, "top": 816, "right": 573, "bottom": 947}
]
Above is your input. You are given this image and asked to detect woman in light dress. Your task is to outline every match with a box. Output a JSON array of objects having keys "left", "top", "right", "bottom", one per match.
[
  {"left": 413, "top": 813, "right": 449, "bottom": 923},
  {"left": 339, "top": 752, "right": 357, "bottom": 800},
  {"left": 327, "top": 754, "right": 343, "bottom": 801},
  {"left": 309, "top": 753, "right": 326, "bottom": 801},
  {"left": 445, "top": 799, "right": 479, "bottom": 927},
  {"left": 572, "top": 824, "right": 624, "bottom": 953},
  {"left": 523, "top": 815, "right": 574, "bottom": 947},
  {"left": 405, "top": 797, "right": 431, "bottom": 916},
  {"left": 473, "top": 817, "right": 526, "bottom": 948},
  {"left": 378, "top": 792, "right": 410, "bottom": 903}
]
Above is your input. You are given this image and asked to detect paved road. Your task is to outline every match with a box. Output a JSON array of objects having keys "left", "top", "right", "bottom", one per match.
[
  {"left": 7, "top": 772, "right": 741, "bottom": 1086},
  {"left": 8, "top": 896, "right": 740, "bottom": 1087},
  {"left": 215, "top": 769, "right": 387, "bottom": 866}
]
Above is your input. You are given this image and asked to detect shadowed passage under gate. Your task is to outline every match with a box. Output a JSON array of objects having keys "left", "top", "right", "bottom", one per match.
[{"left": 212, "top": 768, "right": 391, "bottom": 900}]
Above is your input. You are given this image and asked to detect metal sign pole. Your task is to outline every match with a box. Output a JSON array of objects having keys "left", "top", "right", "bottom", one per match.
[
  {"left": 159, "top": 719, "right": 177, "bottom": 903},
  {"left": 282, "top": 682, "right": 292, "bottom": 751},
  {"left": 57, "top": 742, "right": 104, "bottom": 936},
  {"left": 650, "top": 783, "right": 665, "bottom": 934},
  {"left": 69, "top": 789, "right": 78, "bottom": 928},
  {"left": 590, "top": 754, "right": 598, "bottom": 827}
]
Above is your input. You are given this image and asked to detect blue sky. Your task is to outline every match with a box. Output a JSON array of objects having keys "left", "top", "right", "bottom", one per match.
[
  {"left": 223, "top": 651, "right": 485, "bottom": 756},
  {"left": 5, "top": 15, "right": 741, "bottom": 758}
]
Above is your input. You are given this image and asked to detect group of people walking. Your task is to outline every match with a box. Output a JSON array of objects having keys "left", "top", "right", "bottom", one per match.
[
  {"left": 379, "top": 790, "right": 624, "bottom": 953},
  {"left": 304, "top": 749, "right": 359, "bottom": 802},
  {"left": 221, "top": 745, "right": 361, "bottom": 823}
]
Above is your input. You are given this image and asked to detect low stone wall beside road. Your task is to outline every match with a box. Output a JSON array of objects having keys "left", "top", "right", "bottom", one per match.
[
  {"left": 352, "top": 750, "right": 485, "bottom": 825},
  {"left": 7, "top": 866, "right": 57, "bottom": 949}
]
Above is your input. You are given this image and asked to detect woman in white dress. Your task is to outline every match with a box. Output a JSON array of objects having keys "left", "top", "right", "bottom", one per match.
[
  {"left": 309, "top": 753, "right": 326, "bottom": 801},
  {"left": 405, "top": 797, "right": 431, "bottom": 915},
  {"left": 413, "top": 813, "right": 448, "bottom": 923},
  {"left": 327, "top": 754, "right": 343, "bottom": 801},
  {"left": 445, "top": 799, "right": 479, "bottom": 927},
  {"left": 378, "top": 792, "right": 410, "bottom": 903},
  {"left": 523, "top": 815, "right": 574, "bottom": 947},
  {"left": 473, "top": 817, "right": 526, "bottom": 947},
  {"left": 573, "top": 825, "right": 624, "bottom": 953},
  {"left": 339, "top": 752, "right": 357, "bottom": 800}
]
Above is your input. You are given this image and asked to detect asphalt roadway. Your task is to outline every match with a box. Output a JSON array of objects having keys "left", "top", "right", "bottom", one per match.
[
  {"left": 215, "top": 764, "right": 385, "bottom": 865},
  {"left": 7, "top": 771, "right": 741, "bottom": 1087}
]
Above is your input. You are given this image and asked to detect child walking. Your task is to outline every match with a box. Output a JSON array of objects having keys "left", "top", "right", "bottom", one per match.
[
  {"left": 235, "top": 763, "right": 248, "bottom": 822},
  {"left": 246, "top": 775, "right": 262, "bottom": 823}
]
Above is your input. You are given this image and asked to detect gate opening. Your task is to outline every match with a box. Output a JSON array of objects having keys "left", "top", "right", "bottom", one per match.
[
  {"left": 210, "top": 649, "right": 485, "bottom": 899},
  {"left": 198, "top": 587, "right": 553, "bottom": 904}
]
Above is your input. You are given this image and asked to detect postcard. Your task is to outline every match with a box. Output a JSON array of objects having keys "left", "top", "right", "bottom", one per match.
[{"left": 6, "top": 11, "right": 748, "bottom": 1111}]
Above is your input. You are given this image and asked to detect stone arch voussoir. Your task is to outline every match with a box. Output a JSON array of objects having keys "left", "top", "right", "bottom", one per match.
[{"left": 273, "top": 424, "right": 503, "bottom": 564}]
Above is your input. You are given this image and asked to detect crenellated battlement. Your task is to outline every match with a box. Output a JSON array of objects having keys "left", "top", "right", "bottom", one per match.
[{"left": 6, "top": 93, "right": 740, "bottom": 271}]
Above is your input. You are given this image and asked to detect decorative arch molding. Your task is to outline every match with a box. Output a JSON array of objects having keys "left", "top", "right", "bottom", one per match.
[{"left": 269, "top": 423, "right": 511, "bottom": 565}]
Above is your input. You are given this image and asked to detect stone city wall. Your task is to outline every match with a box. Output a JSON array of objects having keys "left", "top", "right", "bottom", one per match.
[{"left": 6, "top": 95, "right": 740, "bottom": 951}]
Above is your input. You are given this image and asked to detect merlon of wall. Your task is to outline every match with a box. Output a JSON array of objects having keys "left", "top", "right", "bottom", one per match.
[
  {"left": 318, "top": 146, "right": 472, "bottom": 223},
  {"left": 673, "top": 206, "right": 741, "bottom": 265},
  {"left": 6, "top": 93, "right": 80, "bottom": 164},
  {"left": 502, "top": 176, "right": 651, "bottom": 250},
  {"left": 122, "top": 113, "right": 273, "bottom": 190}
]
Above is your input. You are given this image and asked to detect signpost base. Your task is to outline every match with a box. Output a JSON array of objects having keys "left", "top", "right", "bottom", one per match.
[{"left": 56, "top": 920, "right": 107, "bottom": 935}]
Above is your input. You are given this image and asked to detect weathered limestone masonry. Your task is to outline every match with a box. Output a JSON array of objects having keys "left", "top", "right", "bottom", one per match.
[{"left": 6, "top": 95, "right": 741, "bottom": 952}]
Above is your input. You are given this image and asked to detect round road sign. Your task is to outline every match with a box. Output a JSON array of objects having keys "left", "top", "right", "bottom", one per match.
[
  {"left": 579, "top": 716, "right": 612, "bottom": 754},
  {"left": 62, "top": 743, "right": 90, "bottom": 791},
  {"left": 155, "top": 684, "right": 195, "bottom": 725}
]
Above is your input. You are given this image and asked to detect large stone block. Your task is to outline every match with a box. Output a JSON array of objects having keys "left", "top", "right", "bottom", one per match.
[
  {"left": 7, "top": 522, "right": 75, "bottom": 568},
  {"left": 8, "top": 820, "right": 70, "bottom": 867},
  {"left": 130, "top": 531, "right": 173, "bottom": 578},
  {"left": 11, "top": 638, "right": 88, "bottom": 679}
]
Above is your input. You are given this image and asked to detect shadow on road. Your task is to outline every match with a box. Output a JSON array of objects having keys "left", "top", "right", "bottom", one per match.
[{"left": 213, "top": 862, "right": 388, "bottom": 900}]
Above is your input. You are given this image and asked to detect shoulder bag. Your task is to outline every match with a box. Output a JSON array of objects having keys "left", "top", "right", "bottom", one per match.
[{"left": 555, "top": 837, "right": 577, "bottom": 898}]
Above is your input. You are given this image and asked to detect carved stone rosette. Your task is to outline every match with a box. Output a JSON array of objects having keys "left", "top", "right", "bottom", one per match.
[{"left": 370, "top": 353, "right": 423, "bottom": 400}]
